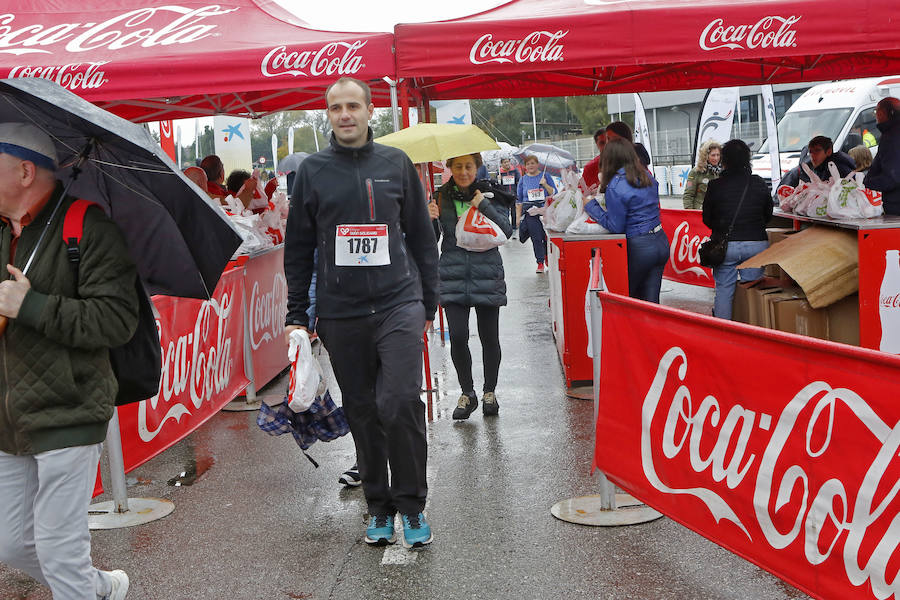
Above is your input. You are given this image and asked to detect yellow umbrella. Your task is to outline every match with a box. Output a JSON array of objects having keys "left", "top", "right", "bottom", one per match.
[{"left": 374, "top": 123, "right": 500, "bottom": 164}]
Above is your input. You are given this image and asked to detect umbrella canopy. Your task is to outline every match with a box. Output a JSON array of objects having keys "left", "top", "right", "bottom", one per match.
[
  {"left": 514, "top": 143, "right": 576, "bottom": 175},
  {"left": 0, "top": 78, "right": 241, "bottom": 299},
  {"left": 481, "top": 141, "right": 519, "bottom": 173},
  {"left": 279, "top": 152, "right": 310, "bottom": 175},
  {"left": 375, "top": 123, "right": 500, "bottom": 163}
]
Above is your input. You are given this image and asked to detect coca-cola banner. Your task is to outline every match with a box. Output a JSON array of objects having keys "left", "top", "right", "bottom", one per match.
[
  {"left": 0, "top": 1, "right": 395, "bottom": 120},
  {"left": 660, "top": 208, "right": 714, "bottom": 288},
  {"left": 592, "top": 291, "right": 900, "bottom": 600},
  {"left": 857, "top": 229, "right": 900, "bottom": 353},
  {"left": 117, "top": 266, "right": 248, "bottom": 472},
  {"left": 243, "top": 246, "right": 289, "bottom": 389}
]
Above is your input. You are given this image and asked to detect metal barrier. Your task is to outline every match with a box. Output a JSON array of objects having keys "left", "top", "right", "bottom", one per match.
[{"left": 551, "top": 249, "right": 663, "bottom": 526}]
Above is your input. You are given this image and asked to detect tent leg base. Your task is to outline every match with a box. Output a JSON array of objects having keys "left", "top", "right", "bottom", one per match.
[
  {"left": 551, "top": 494, "right": 663, "bottom": 526},
  {"left": 88, "top": 498, "right": 174, "bottom": 530}
]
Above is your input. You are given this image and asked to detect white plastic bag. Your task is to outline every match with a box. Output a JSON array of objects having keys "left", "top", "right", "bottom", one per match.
[
  {"left": 859, "top": 184, "right": 885, "bottom": 218},
  {"left": 565, "top": 204, "right": 610, "bottom": 235},
  {"left": 776, "top": 184, "right": 799, "bottom": 213},
  {"left": 455, "top": 205, "right": 507, "bottom": 252},
  {"left": 544, "top": 188, "right": 580, "bottom": 231},
  {"left": 798, "top": 163, "right": 830, "bottom": 218},
  {"left": 287, "top": 329, "right": 324, "bottom": 412}
]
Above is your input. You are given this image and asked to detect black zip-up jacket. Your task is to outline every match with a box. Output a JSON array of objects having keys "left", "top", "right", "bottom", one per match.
[
  {"left": 864, "top": 115, "right": 900, "bottom": 216},
  {"left": 285, "top": 131, "right": 439, "bottom": 327},
  {"left": 702, "top": 171, "right": 773, "bottom": 241}
]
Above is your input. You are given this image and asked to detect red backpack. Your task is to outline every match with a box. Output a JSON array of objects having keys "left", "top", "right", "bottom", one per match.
[{"left": 63, "top": 200, "right": 162, "bottom": 406}]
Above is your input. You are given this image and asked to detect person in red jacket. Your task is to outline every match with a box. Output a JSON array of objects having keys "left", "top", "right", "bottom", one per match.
[{"left": 580, "top": 127, "right": 607, "bottom": 190}]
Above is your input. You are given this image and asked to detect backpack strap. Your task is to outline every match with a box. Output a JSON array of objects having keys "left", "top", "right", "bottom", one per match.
[{"left": 62, "top": 199, "right": 100, "bottom": 278}]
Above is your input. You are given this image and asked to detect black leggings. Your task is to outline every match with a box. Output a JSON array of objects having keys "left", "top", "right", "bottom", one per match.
[{"left": 442, "top": 303, "right": 501, "bottom": 394}]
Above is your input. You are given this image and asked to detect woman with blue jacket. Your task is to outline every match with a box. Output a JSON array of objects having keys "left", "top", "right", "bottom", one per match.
[{"left": 583, "top": 138, "right": 670, "bottom": 303}]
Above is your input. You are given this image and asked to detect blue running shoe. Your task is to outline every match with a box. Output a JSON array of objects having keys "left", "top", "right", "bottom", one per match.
[
  {"left": 401, "top": 512, "right": 433, "bottom": 548},
  {"left": 365, "top": 514, "right": 396, "bottom": 545}
]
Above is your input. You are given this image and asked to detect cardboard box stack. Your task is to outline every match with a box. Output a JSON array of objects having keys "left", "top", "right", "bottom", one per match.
[{"left": 734, "top": 226, "right": 860, "bottom": 346}]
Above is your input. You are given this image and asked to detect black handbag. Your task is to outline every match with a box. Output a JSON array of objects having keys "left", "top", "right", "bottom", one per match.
[{"left": 699, "top": 180, "right": 750, "bottom": 268}]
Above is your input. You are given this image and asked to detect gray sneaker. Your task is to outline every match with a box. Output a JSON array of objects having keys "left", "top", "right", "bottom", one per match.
[
  {"left": 99, "top": 569, "right": 129, "bottom": 600},
  {"left": 482, "top": 392, "right": 499, "bottom": 416}
]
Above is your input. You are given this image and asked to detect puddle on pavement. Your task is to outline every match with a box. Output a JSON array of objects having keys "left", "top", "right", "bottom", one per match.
[{"left": 167, "top": 454, "right": 215, "bottom": 487}]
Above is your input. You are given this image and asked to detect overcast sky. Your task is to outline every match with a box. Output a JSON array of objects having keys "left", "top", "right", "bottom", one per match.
[{"left": 270, "top": 0, "right": 508, "bottom": 31}]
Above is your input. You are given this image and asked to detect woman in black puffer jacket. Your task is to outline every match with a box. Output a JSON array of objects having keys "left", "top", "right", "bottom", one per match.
[{"left": 428, "top": 152, "right": 514, "bottom": 420}]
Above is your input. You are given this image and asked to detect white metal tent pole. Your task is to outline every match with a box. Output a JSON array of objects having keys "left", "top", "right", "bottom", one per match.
[
  {"left": 88, "top": 410, "right": 174, "bottom": 529},
  {"left": 531, "top": 98, "right": 538, "bottom": 141},
  {"left": 312, "top": 125, "right": 320, "bottom": 152},
  {"left": 385, "top": 76, "right": 401, "bottom": 132}
]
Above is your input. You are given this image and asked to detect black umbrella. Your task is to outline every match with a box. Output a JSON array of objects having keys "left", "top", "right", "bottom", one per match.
[
  {"left": 0, "top": 77, "right": 242, "bottom": 300},
  {"left": 279, "top": 151, "right": 309, "bottom": 174}
]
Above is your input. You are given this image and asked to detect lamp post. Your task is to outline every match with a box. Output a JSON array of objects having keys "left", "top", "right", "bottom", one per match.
[{"left": 670, "top": 106, "right": 693, "bottom": 161}]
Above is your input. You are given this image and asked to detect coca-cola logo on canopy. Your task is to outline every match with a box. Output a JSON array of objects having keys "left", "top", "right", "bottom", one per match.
[
  {"left": 699, "top": 16, "right": 800, "bottom": 51},
  {"left": 261, "top": 41, "right": 367, "bottom": 78},
  {"left": 469, "top": 30, "right": 567, "bottom": 66},
  {"left": 8, "top": 62, "right": 109, "bottom": 91},
  {"left": 0, "top": 5, "right": 235, "bottom": 56}
]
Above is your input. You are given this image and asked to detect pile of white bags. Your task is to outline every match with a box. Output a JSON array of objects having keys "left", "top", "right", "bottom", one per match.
[{"left": 779, "top": 161, "right": 883, "bottom": 219}]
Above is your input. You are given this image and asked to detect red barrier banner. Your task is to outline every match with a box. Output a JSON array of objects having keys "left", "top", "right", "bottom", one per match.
[
  {"left": 660, "top": 208, "right": 714, "bottom": 288},
  {"left": 593, "top": 292, "right": 900, "bottom": 600},
  {"left": 244, "top": 246, "right": 289, "bottom": 389},
  {"left": 116, "top": 267, "right": 248, "bottom": 472}
]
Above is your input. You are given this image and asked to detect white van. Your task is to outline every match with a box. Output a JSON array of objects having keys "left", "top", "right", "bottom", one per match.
[{"left": 752, "top": 76, "right": 900, "bottom": 183}]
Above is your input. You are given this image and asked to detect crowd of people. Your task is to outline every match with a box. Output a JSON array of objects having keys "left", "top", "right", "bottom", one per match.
[{"left": 4, "top": 73, "right": 900, "bottom": 598}]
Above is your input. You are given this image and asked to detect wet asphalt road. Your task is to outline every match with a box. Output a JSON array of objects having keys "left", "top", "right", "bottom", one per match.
[{"left": 0, "top": 205, "right": 809, "bottom": 600}]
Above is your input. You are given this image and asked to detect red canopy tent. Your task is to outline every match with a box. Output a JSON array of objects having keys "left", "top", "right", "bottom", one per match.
[
  {"left": 394, "top": 0, "right": 900, "bottom": 100},
  {"left": 0, "top": 0, "right": 397, "bottom": 122}
]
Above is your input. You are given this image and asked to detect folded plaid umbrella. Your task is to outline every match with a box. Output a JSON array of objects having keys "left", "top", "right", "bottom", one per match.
[{"left": 257, "top": 390, "right": 350, "bottom": 466}]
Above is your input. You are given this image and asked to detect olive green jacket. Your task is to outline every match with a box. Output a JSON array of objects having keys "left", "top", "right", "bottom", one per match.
[
  {"left": 682, "top": 167, "right": 720, "bottom": 210},
  {"left": 0, "top": 184, "right": 138, "bottom": 455}
]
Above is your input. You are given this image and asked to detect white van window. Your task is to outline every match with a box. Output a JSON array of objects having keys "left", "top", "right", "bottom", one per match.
[
  {"left": 843, "top": 110, "right": 881, "bottom": 151},
  {"left": 757, "top": 107, "right": 853, "bottom": 153}
]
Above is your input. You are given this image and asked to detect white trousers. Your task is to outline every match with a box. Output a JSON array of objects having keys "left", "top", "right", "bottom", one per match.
[{"left": 0, "top": 443, "right": 112, "bottom": 600}]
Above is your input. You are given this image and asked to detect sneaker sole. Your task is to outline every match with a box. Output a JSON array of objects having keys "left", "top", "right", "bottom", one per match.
[
  {"left": 401, "top": 533, "right": 434, "bottom": 549},
  {"left": 365, "top": 533, "right": 397, "bottom": 545},
  {"left": 339, "top": 476, "right": 362, "bottom": 487}
]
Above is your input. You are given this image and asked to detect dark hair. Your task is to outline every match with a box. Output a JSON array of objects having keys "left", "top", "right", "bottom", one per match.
[
  {"left": 446, "top": 153, "right": 483, "bottom": 168},
  {"left": 720, "top": 139, "right": 752, "bottom": 174},
  {"left": 226, "top": 169, "right": 251, "bottom": 194},
  {"left": 605, "top": 121, "right": 633, "bottom": 141},
  {"left": 877, "top": 96, "right": 900, "bottom": 120},
  {"left": 200, "top": 154, "right": 224, "bottom": 182},
  {"left": 325, "top": 77, "right": 372, "bottom": 106},
  {"left": 808, "top": 135, "right": 833, "bottom": 152},
  {"left": 593, "top": 128, "right": 606, "bottom": 142},
  {"left": 599, "top": 138, "right": 650, "bottom": 192}
]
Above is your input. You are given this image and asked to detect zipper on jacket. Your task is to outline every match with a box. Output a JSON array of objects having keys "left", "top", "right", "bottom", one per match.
[{"left": 366, "top": 178, "right": 375, "bottom": 220}]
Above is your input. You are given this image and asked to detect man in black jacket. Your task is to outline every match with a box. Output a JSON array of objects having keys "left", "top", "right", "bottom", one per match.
[
  {"left": 865, "top": 97, "right": 900, "bottom": 216},
  {"left": 284, "top": 77, "right": 439, "bottom": 549},
  {"left": 782, "top": 135, "right": 856, "bottom": 188}
]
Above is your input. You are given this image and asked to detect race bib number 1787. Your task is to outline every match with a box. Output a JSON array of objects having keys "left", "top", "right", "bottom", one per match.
[{"left": 335, "top": 224, "right": 390, "bottom": 266}]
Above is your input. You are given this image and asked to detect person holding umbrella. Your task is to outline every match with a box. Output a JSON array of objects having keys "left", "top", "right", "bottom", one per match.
[
  {"left": 428, "top": 152, "right": 514, "bottom": 419},
  {"left": 517, "top": 154, "right": 557, "bottom": 273},
  {"left": 0, "top": 123, "right": 135, "bottom": 599}
]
